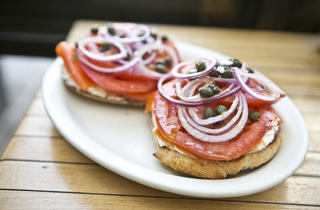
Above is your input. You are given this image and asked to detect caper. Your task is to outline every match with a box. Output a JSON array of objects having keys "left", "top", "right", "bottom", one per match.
[
  {"left": 124, "top": 54, "right": 131, "bottom": 61},
  {"left": 249, "top": 111, "right": 261, "bottom": 122},
  {"left": 195, "top": 62, "right": 206, "bottom": 72},
  {"left": 107, "top": 24, "right": 116, "bottom": 36},
  {"left": 164, "top": 58, "right": 172, "bottom": 67},
  {"left": 208, "top": 84, "right": 221, "bottom": 95},
  {"left": 203, "top": 107, "right": 215, "bottom": 119},
  {"left": 156, "top": 60, "right": 164, "bottom": 65},
  {"left": 72, "top": 54, "right": 78, "bottom": 61},
  {"left": 209, "top": 70, "right": 220, "bottom": 77},
  {"left": 247, "top": 67, "right": 254, "bottom": 73},
  {"left": 75, "top": 42, "right": 78, "bottom": 49},
  {"left": 90, "top": 27, "right": 98, "bottom": 35},
  {"left": 142, "top": 52, "right": 148, "bottom": 59},
  {"left": 161, "top": 35, "right": 168, "bottom": 42},
  {"left": 199, "top": 86, "right": 214, "bottom": 98},
  {"left": 221, "top": 70, "right": 234, "bottom": 78},
  {"left": 156, "top": 64, "right": 167, "bottom": 73},
  {"left": 230, "top": 58, "right": 242, "bottom": 68},
  {"left": 151, "top": 33, "right": 157, "bottom": 39},
  {"left": 215, "top": 105, "right": 227, "bottom": 115},
  {"left": 100, "top": 42, "right": 111, "bottom": 52}
]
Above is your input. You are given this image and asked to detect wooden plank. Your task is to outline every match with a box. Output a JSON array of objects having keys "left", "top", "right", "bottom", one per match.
[
  {"left": 1, "top": 136, "right": 93, "bottom": 163},
  {"left": 14, "top": 115, "right": 60, "bottom": 137},
  {"left": 290, "top": 95, "right": 320, "bottom": 114},
  {"left": 25, "top": 97, "right": 47, "bottom": 116},
  {"left": 309, "top": 132, "right": 320, "bottom": 152},
  {"left": 0, "top": 161, "right": 320, "bottom": 205},
  {"left": 0, "top": 191, "right": 316, "bottom": 210},
  {"left": 295, "top": 152, "right": 320, "bottom": 176}
]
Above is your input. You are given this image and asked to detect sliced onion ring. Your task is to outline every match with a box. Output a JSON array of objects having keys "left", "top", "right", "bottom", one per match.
[
  {"left": 178, "top": 92, "right": 248, "bottom": 142},
  {"left": 188, "top": 94, "right": 239, "bottom": 125},
  {"left": 232, "top": 67, "right": 280, "bottom": 101},
  {"left": 134, "top": 43, "right": 180, "bottom": 80},
  {"left": 176, "top": 77, "right": 237, "bottom": 103},
  {"left": 78, "top": 36, "right": 126, "bottom": 62},
  {"left": 158, "top": 74, "right": 240, "bottom": 107},
  {"left": 183, "top": 93, "right": 243, "bottom": 134},
  {"left": 171, "top": 58, "right": 216, "bottom": 79},
  {"left": 116, "top": 24, "right": 151, "bottom": 44},
  {"left": 77, "top": 50, "right": 140, "bottom": 74}
]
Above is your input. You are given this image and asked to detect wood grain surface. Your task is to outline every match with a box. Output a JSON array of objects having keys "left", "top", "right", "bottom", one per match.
[{"left": 0, "top": 20, "right": 319, "bottom": 209}]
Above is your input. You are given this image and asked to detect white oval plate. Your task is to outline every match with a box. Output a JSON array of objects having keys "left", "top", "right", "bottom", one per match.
[{"left": 42, "top": 42, "right": 308, "bottom": 198}]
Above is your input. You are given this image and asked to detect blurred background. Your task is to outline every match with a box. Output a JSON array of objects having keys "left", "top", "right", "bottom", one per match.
[
  {"left": 1, "top": 0, "right": 319, "bottom": 56},
  {"left": 0, "top": 0, "right": 319, "bottom": 154}
]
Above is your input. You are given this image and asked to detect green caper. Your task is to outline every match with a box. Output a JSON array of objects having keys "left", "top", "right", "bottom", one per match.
[
  {"left": 164, "top": 58, "right": 172, "bottom": 67},
  {"left": 156, "top": 64, "right": 167, "bottom": 73},
  {"left": 100, "top": 42, "right": 111, "bottom": 52},
  {"left": 107, "top": 24, "right": 116, "bottom": 36},
  {"left": 72, "top": 54, "right": 78, "bottom": 61},
  {"left": 208, "top": 84, "right": 221, "bottom": 95},
  {"left": 124, "top": 54, "right": 131, "bottom": 61},
  {"left": 221, "top": 70, "right": 234, "bottom": 78},
  {"left": 230, "top": 58, "right": 242, "bottom": 68},
  {"left": 209, "top": 70, "right": 220, "bottom": 77},
  {"left": 199, "top": 86, "right": 214, "bottom": 98},
  {"left": 90, "top": 27, "right": 98, "bottom": 35},
  {"left": 156, "top": 60, "right": 164, "bottom": 65},
  {"left": 195, "top": 62, "right": 206, "bottom": 72},
  {"left": 203, "top": 107, "right": 215, "bottom": 119},
  {"left": 161, "top": 35, "right": 168, "bottom": 42},
  {"left": 249, "top": 111, "right": 261, "bottom": 122},
  {"left": 247, "top": 67, "right": 254, "bottom": 73},
  {"left": 142, "top": 52, "right": 148, "bottom": 59},
  {"left": 215, "top": 105, "right": 227, "bottom": 115},
  {"left": 151, "top": 33, "right": 157, "bottom": 39}
]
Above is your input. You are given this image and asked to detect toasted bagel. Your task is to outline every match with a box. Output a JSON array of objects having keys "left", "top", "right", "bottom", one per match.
[
  {"left": 62, "top": 68, "right": 145, "bottom": 107},
  {"left": 152, "top": 121, "right": 282, "bottom": 179}
]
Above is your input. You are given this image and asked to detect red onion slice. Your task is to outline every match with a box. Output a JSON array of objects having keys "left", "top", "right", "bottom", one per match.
[
  {"left": 116, "top": 24, "right": 151, "bottom": 44},
  {"left": 78, "top": 51, "right": 140, "bottom": 74},
  {"left": 158, "top": 74, "right": 240, "bottom": 107},
  {"left": 134, "top": 43, "right": 180, "bottom": 80},
  {"left": 232, "top": 67, "right": 280, "bottom": 101},
  {"left": 188, "top": 94, "right": 240, "bottom": 125},
  {"left": 178, "top": 92, "right": 248, "bottom": 142},
  {"left": 142, "top": 51, "right": 157, "bottom": 65},
  {"left": 182, "top": 93, "right": 243, "bottom": 134},
  {"left": 176, "top": 78, "right": 237, "bottom": 103},
  {"left": 171, "top": 58, "right": 216, "bottom": 79},
  {"left": 78, "top": 36, "right": 127, "bottom": 62}
]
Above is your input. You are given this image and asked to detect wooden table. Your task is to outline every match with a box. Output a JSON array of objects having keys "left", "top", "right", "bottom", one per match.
[{"left": 1, "top": 20, "right": 320, "bottom": 209}]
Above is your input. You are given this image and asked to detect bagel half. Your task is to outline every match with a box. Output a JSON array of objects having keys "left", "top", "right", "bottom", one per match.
[
  {"left": 152, "top": 118, "right": 282, "bottom": 179},
  {"left": 62, "top": 66, "right": 145, "bottom": 107}
]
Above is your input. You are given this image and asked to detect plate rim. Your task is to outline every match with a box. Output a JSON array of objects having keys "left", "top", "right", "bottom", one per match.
[{"left": 42, "top": 41, "right": 309, "bottom": 198}]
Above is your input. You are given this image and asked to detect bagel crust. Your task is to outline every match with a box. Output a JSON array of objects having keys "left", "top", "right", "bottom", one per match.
[
  {"left": 153, "top": 129, "right": 282, "bottom": 179},
  {"left": 63, "top": 76, "right": 145, "bottom": 107}
]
